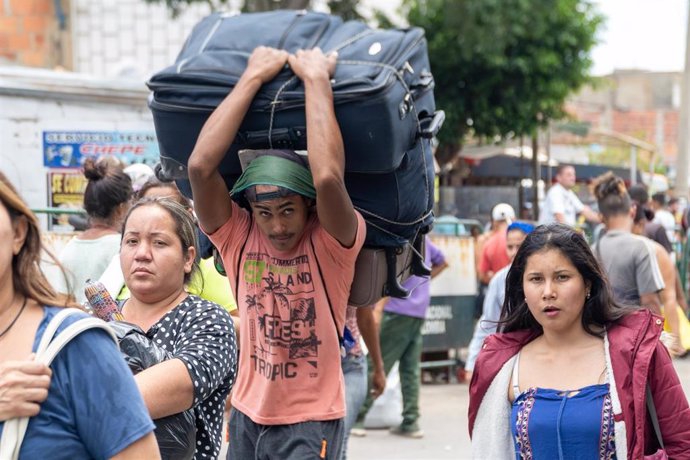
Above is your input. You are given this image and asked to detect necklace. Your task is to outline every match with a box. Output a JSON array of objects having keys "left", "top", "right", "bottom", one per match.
[{"left": 0, "top": 297, "right": 27, "bottom": 340}]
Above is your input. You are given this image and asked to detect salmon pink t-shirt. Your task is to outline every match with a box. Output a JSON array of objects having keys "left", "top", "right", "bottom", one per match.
[{"left": 208, "top": 201, "right": 365, "bottom": 425}]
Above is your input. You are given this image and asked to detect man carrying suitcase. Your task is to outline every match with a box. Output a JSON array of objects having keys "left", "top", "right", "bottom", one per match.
[{"left": 188, "top": 46, "right": 366, "bottom": 459}]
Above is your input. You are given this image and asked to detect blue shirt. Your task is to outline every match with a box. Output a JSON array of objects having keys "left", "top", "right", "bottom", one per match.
[
  {"left": 511, "top": 384, "right": 616, "bottom": 459},
  {"left": 0, "top": 307, "right": 155, "bottom": 460}
]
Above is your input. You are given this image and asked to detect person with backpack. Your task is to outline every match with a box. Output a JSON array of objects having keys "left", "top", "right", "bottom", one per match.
[
  {"left": 188, "top": 46, "right": 366, "bottom": 459},
  {"left": 0, "top": 171, "right": 159, "bottom": 459}
]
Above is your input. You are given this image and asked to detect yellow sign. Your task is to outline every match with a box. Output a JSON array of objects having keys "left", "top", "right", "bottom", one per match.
[{"left": 47, "top": 171, "right": 87, "bottom": 230}]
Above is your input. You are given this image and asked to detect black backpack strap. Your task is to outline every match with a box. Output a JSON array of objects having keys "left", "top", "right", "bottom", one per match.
[
  {"left": 309, "top": 235, "right": 345, "bottom": 355},
  {"left": 235, "top": 217, "right": 252, "bottom": 299}
]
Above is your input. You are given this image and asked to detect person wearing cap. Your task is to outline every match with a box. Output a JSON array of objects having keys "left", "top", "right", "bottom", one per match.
[
  {"left": 187, "top": 46, "right": 366, "bottom": 459},
  {"left": 539, "top": 165, "right": 600, "bottom": 226},
  {"left": 478, "top": 203, "right": 515, "bottom": 284},
  {"left": 465, "top": 221, "right": 534, "bottom": 380}
]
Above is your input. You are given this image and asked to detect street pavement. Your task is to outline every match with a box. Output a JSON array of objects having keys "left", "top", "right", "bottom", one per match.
[{"left": 346, "top": 358, "right": 690, "bottom": 460}]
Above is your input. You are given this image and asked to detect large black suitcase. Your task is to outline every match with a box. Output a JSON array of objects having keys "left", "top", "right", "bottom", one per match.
[
  {"left": 148, "top": 10, "right": 443, "bottom": 299},
  {"left": 148, "top": 9, "right": 440, "bottom": 175}
]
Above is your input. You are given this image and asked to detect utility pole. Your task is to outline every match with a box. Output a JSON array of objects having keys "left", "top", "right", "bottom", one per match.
[
  {"left": 532, "top": 133, "right": 540, "bottom": 221},
  {"left": 676, "top": 0, "right": 690, "bottom": 197}
]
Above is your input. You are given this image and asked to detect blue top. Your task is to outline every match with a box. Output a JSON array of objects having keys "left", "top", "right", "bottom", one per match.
[
  {"left": 511, "top": 383, "right": 616, "bottom": 459},
  {"left": 0, "top": 307, "right": 155, "bottom": 460}
]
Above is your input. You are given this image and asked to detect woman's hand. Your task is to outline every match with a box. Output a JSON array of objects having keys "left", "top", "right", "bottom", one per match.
[{"left": 0, "top": 356, "right": 52, "bottom": 420}]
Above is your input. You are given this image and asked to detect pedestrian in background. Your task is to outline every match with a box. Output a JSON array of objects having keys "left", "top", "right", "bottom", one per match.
[
  {"left": 651, "top": 192, "right": 678, "bottom": 248},
  {"left": 53, "top": 157, "right": 132, "bottom": 303},
  {"left": 465, "top": 221, "right": 534, "bottom": 378},
  {"left": 632, "top": 199, "right": 686, "bottom": 356},
  {"left": 539, "top": 165, "right": 599, "bottom": 226},
  {"left": 629, "top": 183, "right": 688, "bottom": 313},
  {"left": 339, "top": 304, "right": 386, "bottom": 459},
  {"left": 478, "top": 203, "right": 515, "bottom": 285},
  {"left": 353, "top": 236, "right": 448, "bottom": 439},
  {"left": 592, "top": 172, "right": 664, "bottom": 314},
  {"left": 469, "top": 223, "right": 690, "bottom": 459}
]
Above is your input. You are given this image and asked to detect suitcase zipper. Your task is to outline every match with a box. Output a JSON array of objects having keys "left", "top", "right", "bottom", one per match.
[
  {"left": 305, "top": 15, "right": 334, "bottom": 49},
  {"left": 149, "top": 97, "right": 214, "bottom": 112},
  {"left": 200, "top": 17, "right": 225, "bottom": 54},
  {"left": 277, "top": 10, "right": 307, "bottom": 50}
]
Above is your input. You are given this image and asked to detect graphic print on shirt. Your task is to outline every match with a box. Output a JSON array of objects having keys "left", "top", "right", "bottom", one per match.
[{"left": 243, "top": 251, "right": 321, "bottom": 381}]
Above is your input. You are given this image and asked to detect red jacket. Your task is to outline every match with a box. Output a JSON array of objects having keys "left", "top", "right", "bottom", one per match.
[{"left": 468, "top": 310, "right": 690, "bottom": 459}]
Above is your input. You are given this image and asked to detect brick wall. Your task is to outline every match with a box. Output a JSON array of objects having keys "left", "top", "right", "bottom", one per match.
[
  {"left": 556, "top": 104, "right": 679, "bottom": 165},
  {"left": 0, "top": 0, "right": 60, "bottom": 67}
]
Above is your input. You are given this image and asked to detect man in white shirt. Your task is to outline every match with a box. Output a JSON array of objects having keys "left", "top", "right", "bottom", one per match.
[
  {"left": 650, "top": 192, "right": 677, "bottom": 245},
  {"left": 539, "top": 165, "right": 600, "bottom": 226}
]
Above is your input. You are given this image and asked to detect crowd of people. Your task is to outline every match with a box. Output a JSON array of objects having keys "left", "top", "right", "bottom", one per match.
[{"left": 3, "top": 45, "right": 690, "bottom": 460}]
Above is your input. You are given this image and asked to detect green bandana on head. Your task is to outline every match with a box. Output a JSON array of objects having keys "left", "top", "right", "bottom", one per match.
[{"left": 230, "top": 155, "right": 316, "bottom": 204}]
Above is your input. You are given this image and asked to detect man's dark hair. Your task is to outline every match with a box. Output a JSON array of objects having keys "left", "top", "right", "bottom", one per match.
[
  {"left": 556, "top": 164, "right": 573, "bottom": 176},
  {"left": 627, "top": 184, "right": 649, "bottom": 204},
  {"left": 652, "top": 192, "right": 667, "bottom": 206}
]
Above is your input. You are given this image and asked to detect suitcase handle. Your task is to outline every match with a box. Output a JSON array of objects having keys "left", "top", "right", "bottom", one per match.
[
  {"left": 241, "top": 127, "right": 307, "bottom": 150},
  {"left": 419, "top": 110, "right": 445, "bottom": 139},
  {"left": 156, "top": 157, "right": 188, "bottom": 181},
  {"left": 383, "top": 247, "right": 411, "bottom": 299},
  {"left": 409, "top": 231, "right": 431, "bottom": 277}
]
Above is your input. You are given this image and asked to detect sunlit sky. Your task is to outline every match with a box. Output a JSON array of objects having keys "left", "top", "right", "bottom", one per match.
[{"left": 591, "top": 0, "right": 688, "bottom": 75}]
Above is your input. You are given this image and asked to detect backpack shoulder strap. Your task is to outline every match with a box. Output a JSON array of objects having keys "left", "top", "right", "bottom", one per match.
[
  {"left": 308, "top": 235, "right": 345, "bottom": 357},
  {"left": 35, "top": 308, "right": 84, "bottom": 356},
  {"left": 0, "top": 311, "right": 116, "bottom": 460}
]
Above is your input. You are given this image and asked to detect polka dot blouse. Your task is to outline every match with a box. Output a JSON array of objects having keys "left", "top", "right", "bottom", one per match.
[{"left": 145, "top": 295, "right": 237, "bottom": 459}]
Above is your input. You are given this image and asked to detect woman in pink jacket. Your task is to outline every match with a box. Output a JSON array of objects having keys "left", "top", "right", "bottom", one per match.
[{"left": 468, "top": 223, "right": 690, "bottom": 459}]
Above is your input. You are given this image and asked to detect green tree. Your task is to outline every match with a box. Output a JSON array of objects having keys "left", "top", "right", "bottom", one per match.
[{"left": 401, "top": 0, "right": 603, "bottom": 166}]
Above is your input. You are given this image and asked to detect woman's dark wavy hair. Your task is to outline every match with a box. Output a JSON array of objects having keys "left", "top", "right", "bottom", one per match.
[{"left": 499, "top": 223, "right": 630, "bottom": 336}]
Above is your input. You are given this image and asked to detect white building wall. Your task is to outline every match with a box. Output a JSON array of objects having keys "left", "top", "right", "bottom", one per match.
[
  {"left": 70, "top": 0, "right": 224, "bottom": 79},
  {"left": 0, "top": 67, "right": 152, "bottom": 214},
  {"left": 69, "top": 0, "right": 404, "bottom": 79}
]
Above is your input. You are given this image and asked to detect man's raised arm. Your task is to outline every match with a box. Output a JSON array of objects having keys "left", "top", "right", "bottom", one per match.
[
  {"left": 287, "top": 48, "right": 359, "bottom": 247},
  {"left": 188, "top": 47, "right": 289, "bottom": 234}
]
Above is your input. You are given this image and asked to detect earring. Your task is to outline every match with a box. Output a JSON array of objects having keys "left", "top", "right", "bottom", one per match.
[{"left": 586, "top": 291, "right": 591, "bottom": 299}]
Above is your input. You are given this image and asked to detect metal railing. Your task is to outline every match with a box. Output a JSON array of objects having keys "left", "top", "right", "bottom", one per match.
[{"left": 31, "top": 207, "right": 86, "bottom": 216}]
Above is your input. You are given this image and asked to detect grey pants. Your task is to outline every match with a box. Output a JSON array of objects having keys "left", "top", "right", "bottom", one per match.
[{"left": 227, "top": 409, "right": 344, "bottom": 460}]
